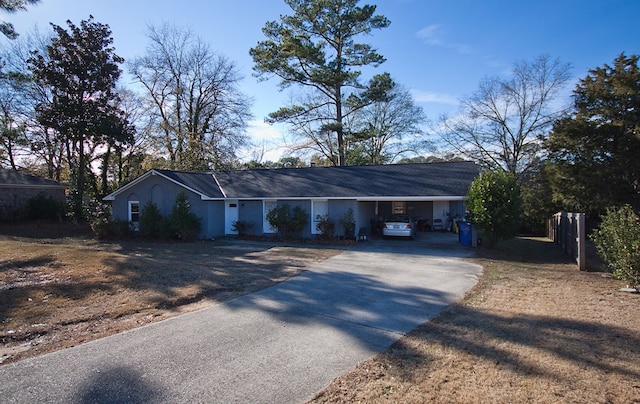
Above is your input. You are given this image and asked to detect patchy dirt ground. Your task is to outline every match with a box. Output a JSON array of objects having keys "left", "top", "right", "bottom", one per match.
[
  {"left": 310, "top": 237, "right": 640, "bottom": 403},
  {"left": 0, "top": 221, "right": 340, "bottom": 365}
]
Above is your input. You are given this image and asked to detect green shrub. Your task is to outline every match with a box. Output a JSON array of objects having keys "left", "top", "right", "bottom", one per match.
[
  {"left": 91, "top": 218, "right": 134, "bottom": 239},
  {"left": 27, "top": 192, "right": 64, "bottom": 220},
  {"left": 266, "top": 203, "right": 308, "bottom": 238},
  {"left": 590, "top": 205, "right": 640, "bottom": 290},
  {"left": 466, "top": 170, "right": 522, "bottom": 248},
  {"left": 140, "top": 201, "right": 170, "bottom": 239},
  {"left": 340, "top": 208, "right": 356, "bottom": 237},
  {"left": 84, "top": 199, "right": 133, "bottom": 239},
  {"left": 315, "top": 213, "right": 335, "bottom": 239},
  {"left": 232, "top": 220, "right": 255, "bottom": 236},
  {"left": 168, "top": 191, "right": 201, "bottom": 241}
]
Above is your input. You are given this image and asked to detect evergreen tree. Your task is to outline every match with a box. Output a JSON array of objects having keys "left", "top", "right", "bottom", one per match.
[
  {"left": 28, "top": 17, "right": 134, "bottom": 219},
  {"left": 168, "top": 191, "right": 201, "bottom": 241},
  {"left": 547, "top": 53, "right": 640, "bottom": 214},
  {"left": 250, "top": 0, "right": 390, "bottom": 166}
]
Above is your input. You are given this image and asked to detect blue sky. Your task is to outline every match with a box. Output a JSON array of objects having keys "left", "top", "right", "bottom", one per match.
[{"left": 5, "top": 0, "right": 640, "bottom": 161}]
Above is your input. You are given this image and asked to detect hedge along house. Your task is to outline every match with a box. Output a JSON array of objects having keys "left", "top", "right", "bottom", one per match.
[
  {"left": 103, "top": 161, "right": 480, "bottom": 239},
  {"left": 0, "top": 168, "right": 68, "bottom": 221}
]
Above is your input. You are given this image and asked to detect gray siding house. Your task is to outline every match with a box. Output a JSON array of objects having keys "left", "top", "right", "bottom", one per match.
[
  {"left": 0, "top": 168, "right": 67, "bottom": 220},
  {"left": 103, "top": 161, "right": 480, "bottom": 239}
]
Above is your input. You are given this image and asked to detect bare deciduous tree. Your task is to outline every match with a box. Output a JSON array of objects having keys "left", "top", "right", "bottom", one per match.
[
  {"left": 130, "top": 23, "right": 252, "bottom": 170},
  {"left": 345, "top": 74, "right": 429, "bottom": 164},
  {"left": 439, "top": 55, "right": 572, "bottom": 176},
  {"left": 1, "top": 27, "right": 66, "bottom": 179}
]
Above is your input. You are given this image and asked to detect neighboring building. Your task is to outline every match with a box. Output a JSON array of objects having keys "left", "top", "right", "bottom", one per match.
[
  {"left": 0, "top": 168, "right": 68, "bottom": 221},
  {"left": 103, "top": 161, "right": 480, "bottom": 239}
]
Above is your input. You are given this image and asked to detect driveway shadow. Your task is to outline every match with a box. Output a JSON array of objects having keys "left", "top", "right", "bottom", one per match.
[
  {"left": 385, "top": 304, "right": 640, "bottom": 384},
  {"left": 77, "top": 366, "right": 166, "bottom": 404},
  {"left": 227, "top": 269, "right": 453, "bottom": 337}
]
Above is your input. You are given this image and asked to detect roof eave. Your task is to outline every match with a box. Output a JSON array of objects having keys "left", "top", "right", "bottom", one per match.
[
  {"left": 207, "top": 195, "right": 467, "bottom": 201},
  {"left": 104, "top": 170, "right": 218, "bottom": 201},
  {"left": 103, "top": 170, "right": 156, "bottom": 201},
  {"left": 0, "top": 183, "right": 68, "bottom": 190}
]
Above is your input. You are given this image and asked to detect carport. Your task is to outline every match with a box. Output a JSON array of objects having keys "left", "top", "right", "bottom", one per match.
[{"left": 356, "top": 198, "right": 467, "bottom": 237}]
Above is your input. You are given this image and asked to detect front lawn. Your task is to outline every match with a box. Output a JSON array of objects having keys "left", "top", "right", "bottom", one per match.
[{"left": 0, "top": 221, "right": 340, "bottom": 365}]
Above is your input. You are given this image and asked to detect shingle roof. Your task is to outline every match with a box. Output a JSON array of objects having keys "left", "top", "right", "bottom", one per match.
[
  {"left": 0, "top": 168, "right": 67, "bottom": 188},
  {"left": 154, "top": 170, "right": 226, "bottom": 198},
  {"left": 144, "top": 162, "right": 478, "bottom": 200},
  {"left": 214, "top": 161, "right": 479, "bottom": 199}
]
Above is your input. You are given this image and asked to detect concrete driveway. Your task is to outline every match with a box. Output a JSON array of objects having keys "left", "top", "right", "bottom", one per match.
[{"left": 0, "top": 233, "right": 482, "bottom": 403}]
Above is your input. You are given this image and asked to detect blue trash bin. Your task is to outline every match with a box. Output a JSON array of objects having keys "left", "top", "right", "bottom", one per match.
[{"left": 459, "top": 222, "right": 472, "bottom": 246}]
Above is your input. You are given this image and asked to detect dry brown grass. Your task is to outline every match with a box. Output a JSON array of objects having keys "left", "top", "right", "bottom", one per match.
[
  {"left": 3, "top": 223, "right": 640, "bottom": 403},
  {"left": 311, "top": 237, "right": 640, "bottom": 403},
  {"left": 0, "top": 221, "right": 340, "bottom": 365}
]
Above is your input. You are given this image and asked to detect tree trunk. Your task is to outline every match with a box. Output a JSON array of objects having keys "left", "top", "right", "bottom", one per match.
[{"left": 336, "top": 86, "right": 345, "bottom": 167}]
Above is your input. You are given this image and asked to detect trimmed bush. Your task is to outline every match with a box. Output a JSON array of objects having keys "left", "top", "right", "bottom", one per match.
[
  {"left": 266, "top": 203, "right": 307, "bottom": 238},
  {"left": 232, "top": 220, "right": 255, "bottom": 236},
  {"left": 466, "top": 170, "right": 522, "bottom": 248},
  {"left": 590, "top": 205, "right": 640, "bottom": 290},
  {"left": 315, "top": 213, "right": 335, "bottom": 239},
  {"left": 91, "top": 218, "right": 133, "bottom": 239}
]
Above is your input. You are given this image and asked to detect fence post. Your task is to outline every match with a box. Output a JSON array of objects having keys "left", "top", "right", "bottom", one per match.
[
  {"left": 577, "top": 212, "right": 586, "bottom": 271},
  {"left": 548, "top": 211, "right": 586, "bottom": 271}
]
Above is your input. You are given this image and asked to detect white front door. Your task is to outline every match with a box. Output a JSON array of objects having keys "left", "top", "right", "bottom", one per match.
[
  {"left": 225, "top": 200, "right": 239, "bottom": 235},
  {"left": 311, "top": 200, "right": 328, "bottom": 235}
]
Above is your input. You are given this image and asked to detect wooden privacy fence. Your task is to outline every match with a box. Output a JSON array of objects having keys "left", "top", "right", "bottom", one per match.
[{"left": 547, "top": 212, "right": 586, "bottom": 271}]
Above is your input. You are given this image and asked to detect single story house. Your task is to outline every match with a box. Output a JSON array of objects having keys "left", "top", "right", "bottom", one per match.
[
  {"left": 0, "top": 168, "right": 67, "bottom": 220},
  {"left": 103, "top": 161, "right": 480, "bottom": 239}
]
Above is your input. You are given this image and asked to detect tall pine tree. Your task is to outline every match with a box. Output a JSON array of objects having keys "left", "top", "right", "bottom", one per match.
[{"left": 250, "top": 0, "right": 390, "bottom": 166}]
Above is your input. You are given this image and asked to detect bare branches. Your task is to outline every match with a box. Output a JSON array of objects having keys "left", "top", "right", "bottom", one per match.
[
  {"left": 439, "top": 55, "right": 572, "bottom": 176},
  {"left": 130, "top": 23, "right": 252, "bottom": 170}
]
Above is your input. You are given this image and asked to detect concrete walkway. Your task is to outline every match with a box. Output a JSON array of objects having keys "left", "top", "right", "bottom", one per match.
[{"left": 0, "top": 234, "right": 482, "bottom": 403}]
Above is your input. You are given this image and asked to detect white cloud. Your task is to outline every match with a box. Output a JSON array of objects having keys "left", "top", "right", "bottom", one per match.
[
  {"left": 247, "top": 120, "right": 283, "bottom": 142},
  {"left": 410, "top": 89, "right": 459, "bottom": 106},
  {"left": 416, "top": 24, "right": 443, "bottom": 46},
  {"left": 241, "top": 120, "right": 289, "bottom": 163},
  {"left": 416, "top": 24, "right": 472, "bottom": 55}
]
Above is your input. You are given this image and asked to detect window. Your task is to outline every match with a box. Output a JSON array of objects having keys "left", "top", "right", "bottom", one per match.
[
  {"left": 393, "top": 201, "right": 405, "bottom": 215},
  {"left": 128, "top": 201, "right": 140, "bottom": 231}
]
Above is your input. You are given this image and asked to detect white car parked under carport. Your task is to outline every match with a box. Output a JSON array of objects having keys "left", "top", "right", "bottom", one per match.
[{"left": 382, "top": 215, "right": 416, "bottom": 240}]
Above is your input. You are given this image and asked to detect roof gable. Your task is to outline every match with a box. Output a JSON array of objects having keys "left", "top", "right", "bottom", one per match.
[
  {"left": 103, "top": 169, "right": 224, "bottom": 201},
  {"left": 156, "top": 170, "right": 225, "bottom": 198}
]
